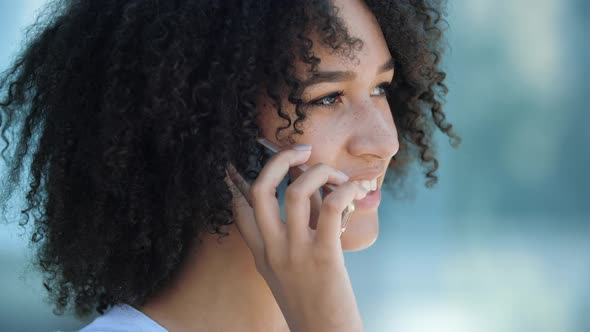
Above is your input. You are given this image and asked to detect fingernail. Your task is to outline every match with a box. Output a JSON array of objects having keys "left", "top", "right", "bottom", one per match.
[
  {"left": 292, "top": 144, "right": 312, "bottom": 151},
  {"left": 336, "top": 169, "right": 349, "bottom": 181}
]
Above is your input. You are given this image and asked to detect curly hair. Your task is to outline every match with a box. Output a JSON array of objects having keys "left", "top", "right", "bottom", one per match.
[{"left": 0, "top": 0, "right": 460, "bottom": 318}]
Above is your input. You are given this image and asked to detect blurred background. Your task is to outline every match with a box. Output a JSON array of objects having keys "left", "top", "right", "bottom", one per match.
[{"left": 1, "top": 0, "right": 588, "bottom": 331}]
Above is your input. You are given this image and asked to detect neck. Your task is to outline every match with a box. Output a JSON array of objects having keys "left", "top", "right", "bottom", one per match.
[{"left": 138, "top": 224, "right": 289, "bottom": 332}]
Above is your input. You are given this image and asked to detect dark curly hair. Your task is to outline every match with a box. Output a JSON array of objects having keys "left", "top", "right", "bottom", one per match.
[{"left": 0, "top": 0, "right": 461, "bottom": 318}]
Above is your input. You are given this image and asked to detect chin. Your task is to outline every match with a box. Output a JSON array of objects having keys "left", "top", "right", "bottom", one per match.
[{"left": 340, "top": 212, "right": 379, "bottom": 252}]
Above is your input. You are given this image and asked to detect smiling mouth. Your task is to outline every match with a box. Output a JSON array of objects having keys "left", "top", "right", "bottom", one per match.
[{"left": 351, "top": 178, "right": 378, "bottom": 192}]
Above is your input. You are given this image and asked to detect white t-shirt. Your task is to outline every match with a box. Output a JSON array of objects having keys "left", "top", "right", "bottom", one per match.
[{"left": 78, "top": 303, "right": 168, "bottom": 332}]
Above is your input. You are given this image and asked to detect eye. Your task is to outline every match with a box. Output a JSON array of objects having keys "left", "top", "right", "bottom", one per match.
[
  {"left": 308, "top": 90, "right": 345, "bottom": 108},
  {"left": 370, "top": 82, "right": 392, "bottom": 97}
]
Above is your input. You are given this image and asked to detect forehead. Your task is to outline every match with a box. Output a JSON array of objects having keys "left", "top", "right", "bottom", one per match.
[{"left": 303, "top": 0, "right": 391, "bottom": 73}]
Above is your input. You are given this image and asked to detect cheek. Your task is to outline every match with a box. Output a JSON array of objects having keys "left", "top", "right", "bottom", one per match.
[
  {"left": 300, "top": 146, "right": 344, "bottom": 180},
  {"left": 296, "top": 117, "right": 350, "bottom": 170},
  {"left": 256, "top": 97, "right": 307, "bottom": 143},
  {"left": 255, "top": 106, "right": 277, "bottom": 138},
  {"left": 256, "top": 97, "right": 347, "bottom": 165}
]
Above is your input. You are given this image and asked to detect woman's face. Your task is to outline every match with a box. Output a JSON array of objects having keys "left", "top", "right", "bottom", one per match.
[{"left": 256, "top": 0, "right": 399, "bottom": 251}]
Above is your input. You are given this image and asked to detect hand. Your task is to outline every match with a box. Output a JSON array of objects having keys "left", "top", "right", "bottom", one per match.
[{"left": 224, "top": 146, "right": 368, "bottom": 332}]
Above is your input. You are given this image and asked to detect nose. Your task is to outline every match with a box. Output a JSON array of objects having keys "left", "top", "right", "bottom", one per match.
[{"left": 347, "top": 99, "right": 399, "bottom": 161}]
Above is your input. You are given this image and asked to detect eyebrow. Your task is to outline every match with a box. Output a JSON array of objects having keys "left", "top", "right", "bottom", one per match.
[{"left": 302, "top": 57, "right": 395, "bottom": 88}]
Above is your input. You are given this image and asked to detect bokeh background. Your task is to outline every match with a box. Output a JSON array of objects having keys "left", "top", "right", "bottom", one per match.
[{"left": 1, "top": 0, "right": 588, "bottom": 331}]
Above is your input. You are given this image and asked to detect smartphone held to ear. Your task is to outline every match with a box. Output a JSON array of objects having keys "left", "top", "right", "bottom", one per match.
[{"left": 255, "top": 138, "right": 355, "bottom": 237}]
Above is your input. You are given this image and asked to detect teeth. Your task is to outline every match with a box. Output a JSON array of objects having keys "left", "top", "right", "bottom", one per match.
[
  {"left": 353, "top": 178, "right": 377, "bottom": 192},
  {"left": 361, "top": 180, "right": 371, "bottom": 191}
]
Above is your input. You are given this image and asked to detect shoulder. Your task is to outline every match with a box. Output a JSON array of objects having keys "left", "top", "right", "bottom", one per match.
[{"left": 78, "top": 304, "right": 168, "bottom": 332}]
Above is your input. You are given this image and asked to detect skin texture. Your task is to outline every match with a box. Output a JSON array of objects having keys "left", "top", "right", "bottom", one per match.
[
  {"left": 0, "top": 0, "right": 461, "bottom": 324},
  {"left": 140, "top": 1, "right": 396, "bottom": 330},
  {"left": 256, "top": 0, "right": 398, "bottom": 251}
]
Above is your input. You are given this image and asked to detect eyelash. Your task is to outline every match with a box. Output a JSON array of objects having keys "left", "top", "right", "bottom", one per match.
[{"left": 307, "top": 82, "right": 392, "bottom": 108}]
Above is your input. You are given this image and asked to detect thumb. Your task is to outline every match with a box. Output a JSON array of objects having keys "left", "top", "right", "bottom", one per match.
[
  {"left": 225, "top": 163, "right": 253, "bottom": 206},
  {"left": 224, "top": 164, "right": 262, "bottom": 248}
]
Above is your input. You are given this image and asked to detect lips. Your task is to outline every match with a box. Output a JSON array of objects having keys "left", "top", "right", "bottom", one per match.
[{"left": 353, "top": 187, "right": 382, "bottom": 209}]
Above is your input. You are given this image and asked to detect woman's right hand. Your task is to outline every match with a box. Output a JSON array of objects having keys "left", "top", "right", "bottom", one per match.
[{"left": 224, "top": 145, "right": 369, "bottom": 332}]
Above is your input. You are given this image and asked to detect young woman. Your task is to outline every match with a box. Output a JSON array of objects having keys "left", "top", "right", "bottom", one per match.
[{"left": 0, "top": 0, "right": 460, "bottom": 331}]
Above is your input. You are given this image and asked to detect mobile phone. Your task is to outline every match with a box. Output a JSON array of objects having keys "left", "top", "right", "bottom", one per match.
[{"left": 256, "top": 137, "right": 355, "bottom": 237}]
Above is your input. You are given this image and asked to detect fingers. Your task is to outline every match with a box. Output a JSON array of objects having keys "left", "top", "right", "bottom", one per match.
[
  {"left": 314, "top": 181, "right": 369, "bottom": 247},
  {"left": 250, "top": 148, "right": 313, "bottom": 249},
  {"left": 226, "top": 147, "right": 368, "bottom": 258},
  {"left": 308, "top": 188, "right": 322, "bottom": 231},
  {"left": 284, "top": 163, "right": 349, "bottom": 247},
  {"left": 226, "top": 163, "right": 253, "bottom": 205},
  {"left": 224, "top": 166, "right": 264, "bottom": 255}
]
